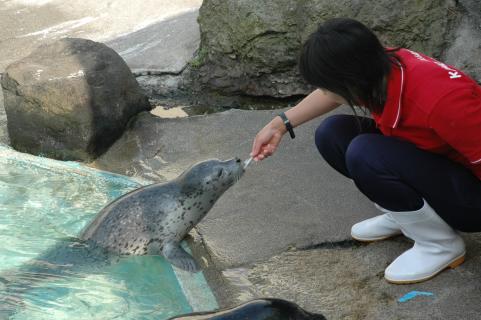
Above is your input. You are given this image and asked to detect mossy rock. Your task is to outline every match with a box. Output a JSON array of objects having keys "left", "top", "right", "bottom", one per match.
[{"left": 194, "top": 0, "right": 460, "bottom": 98}]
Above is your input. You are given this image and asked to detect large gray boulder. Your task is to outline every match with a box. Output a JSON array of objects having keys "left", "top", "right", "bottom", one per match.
[
  {"left": 194, "top": 0, "right": 463, "bottom": 98},
  {"left": 1, "top": 38, "right": 151, "bottom": 161}
]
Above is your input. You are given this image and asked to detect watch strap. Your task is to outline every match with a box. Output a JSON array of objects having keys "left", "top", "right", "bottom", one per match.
[{"left": 278, "top": 112, "right": 295, "bottom": 139}]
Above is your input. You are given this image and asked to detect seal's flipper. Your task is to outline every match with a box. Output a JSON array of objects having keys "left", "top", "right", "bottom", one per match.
[{"left": 162, "top": 242, "right": 200, "bottom": 273}]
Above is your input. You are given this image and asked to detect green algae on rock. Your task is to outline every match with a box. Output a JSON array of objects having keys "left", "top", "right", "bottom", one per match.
[{"left": 193, "top": 0, "right": 459, "bottom": 99}]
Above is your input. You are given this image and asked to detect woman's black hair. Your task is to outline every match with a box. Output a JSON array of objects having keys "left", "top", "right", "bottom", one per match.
[{"left": 299, "top": 18, "right": 399, "bottom": 114}]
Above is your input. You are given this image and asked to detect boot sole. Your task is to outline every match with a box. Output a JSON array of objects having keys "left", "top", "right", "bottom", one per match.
[
  {"left": 384, "top": 254, "right": 465, "bottom": 285},
  {"left": 351, "top": 233, "right": 402, "bottom": 243}
]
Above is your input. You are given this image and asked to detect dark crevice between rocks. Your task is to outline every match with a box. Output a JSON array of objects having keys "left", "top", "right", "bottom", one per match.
[
  {"left": 135, "top": 54, "right": 310, "bottom": 116},
  {"left": 243, "top": 30, "right": 289, "bottom": 48},
  {"left": 298, "top": 239, "right": 364, "bottom": 251},
  {"left": 140, "top": 70, "right": 307, "bottom": 116},
  {"left": 132, "top": 65, "right": 188, "bottom": 77},
  {"left": 183, "top": 93, "right": 305, "bottom": 115}
]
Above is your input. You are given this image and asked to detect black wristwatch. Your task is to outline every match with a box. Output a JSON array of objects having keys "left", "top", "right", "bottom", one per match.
[{"left": 278, "top": 112, "right": 295, "bottom": 139}]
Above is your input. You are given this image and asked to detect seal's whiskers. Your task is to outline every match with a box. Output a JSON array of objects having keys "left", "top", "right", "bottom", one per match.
[{"left": 234, "top": 174, "right": 242, "bottom": 183}]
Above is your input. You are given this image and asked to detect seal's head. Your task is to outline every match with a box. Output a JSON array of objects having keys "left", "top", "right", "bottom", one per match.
[{"left": 178, "top": 158, "right": 244, "bottom": 195}]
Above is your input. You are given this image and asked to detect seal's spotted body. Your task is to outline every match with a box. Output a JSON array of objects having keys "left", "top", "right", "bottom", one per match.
[{"left": 79, "top": 158, "right": 244, "bottom": 272}]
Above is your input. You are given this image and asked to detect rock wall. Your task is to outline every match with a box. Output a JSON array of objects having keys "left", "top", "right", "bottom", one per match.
[
  {"left": 445, "top": 0, "right": 481, "bottom": 83},
  {"left": 192, "top": 0, "right": 480, "bottom": 100}
]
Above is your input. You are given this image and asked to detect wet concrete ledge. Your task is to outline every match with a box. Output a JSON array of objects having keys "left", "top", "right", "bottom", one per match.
[
  {"left": 192, "top": 234, "right": 481, "bottom": 319},
  {"left": 94, "top": 107, "right": 481, "bottom": 320}
]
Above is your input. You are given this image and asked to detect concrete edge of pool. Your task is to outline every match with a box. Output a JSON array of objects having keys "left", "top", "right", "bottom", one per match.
[{"left": 173, "top": 243, "right": 219, "bottom": 312}]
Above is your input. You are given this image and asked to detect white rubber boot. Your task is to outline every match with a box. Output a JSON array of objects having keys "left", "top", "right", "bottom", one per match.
[
  {"left": 351, "top": 204, "right": 402, "bottom": 242},
  {"left": 383, "top": 200, "right": 465, "bottom": 284}
]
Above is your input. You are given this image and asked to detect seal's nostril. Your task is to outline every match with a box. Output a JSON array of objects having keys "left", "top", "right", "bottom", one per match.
[{"left": 236, "top": 159, "right": 241, "bottom": 163}]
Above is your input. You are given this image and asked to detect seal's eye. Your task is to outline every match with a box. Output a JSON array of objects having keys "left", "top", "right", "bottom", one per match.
[{"left": 217, "top": 169, "right": 223, "bottom": 177}]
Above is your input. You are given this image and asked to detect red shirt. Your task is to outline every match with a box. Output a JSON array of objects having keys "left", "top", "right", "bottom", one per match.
[{"left": 372, "top": 48, "right": 481, "bottom": 180}]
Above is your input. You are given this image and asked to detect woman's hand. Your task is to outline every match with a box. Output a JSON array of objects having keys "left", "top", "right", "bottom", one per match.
[
  {"left": 249, "top": 90, "right": 341, "bottom": 162},
  {"left": 250, "top": 117, "right": 286, "bottom": 161}
]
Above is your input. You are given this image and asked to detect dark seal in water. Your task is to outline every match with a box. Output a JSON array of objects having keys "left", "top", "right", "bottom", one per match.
[{"left": 168, "top": 298, "right": 327, "bottom": 320}]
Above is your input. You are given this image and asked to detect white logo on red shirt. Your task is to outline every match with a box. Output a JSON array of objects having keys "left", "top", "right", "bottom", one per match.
[
  {"left": 407, "top": 49, "right": 462, "bottom": 80},
  {"left": 448, "top": 71, "right": 462, "bottom": 79}
]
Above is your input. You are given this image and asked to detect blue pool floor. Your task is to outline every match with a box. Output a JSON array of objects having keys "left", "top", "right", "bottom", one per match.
[{"left": 0, "top": 145, "right": 217, "bottom": 320}]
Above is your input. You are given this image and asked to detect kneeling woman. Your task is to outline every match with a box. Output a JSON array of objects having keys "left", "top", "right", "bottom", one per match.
[{"left": 250, "top": 18, "right": 481, "bottom": 284}]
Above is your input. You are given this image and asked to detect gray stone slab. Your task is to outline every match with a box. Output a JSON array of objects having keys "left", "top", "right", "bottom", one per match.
[
  {"left": 213, "top": 234, "right": 481, "bottom": 320},
  {"left": 95, "top": 107, "right": 374, "bottom": 268},
  {"left": 106, "top": 11, "right": 200, "bottom": 74},
  {"left": 0, "top": 2, "right": 66, "bottom": 72},
  {"left": 0, "top": 1, "right": 201, "bottom": 73}
]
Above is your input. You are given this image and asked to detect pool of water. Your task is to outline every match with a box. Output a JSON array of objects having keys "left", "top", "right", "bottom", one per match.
[{"left": 0, "top": 146, "right": 217, "bottom": 319}]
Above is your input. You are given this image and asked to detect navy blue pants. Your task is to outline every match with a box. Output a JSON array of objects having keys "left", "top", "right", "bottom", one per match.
[{"left": 315, "top": 114, "right": 481, "bottom": 232}]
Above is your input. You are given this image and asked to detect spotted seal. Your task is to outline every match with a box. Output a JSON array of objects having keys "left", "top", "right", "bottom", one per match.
[
  {"left": 80, "top": 157, "right": 245, "bottom": 272},
  {"left": 168, "top": 298, "right": 327, "bottom": 320},
  {"left": 0, "top": 158, "right": 244, "bottom": 317}
]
